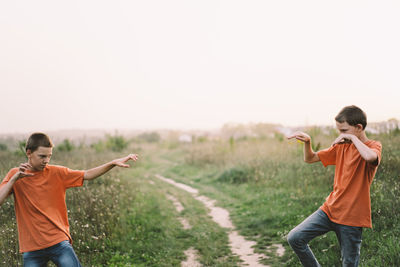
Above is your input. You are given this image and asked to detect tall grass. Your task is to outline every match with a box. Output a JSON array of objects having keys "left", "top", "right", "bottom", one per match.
[
  {"left": 1, "top": 140, "right": 235, "bottom": 266},
  {"left": 173, "top": 130, "right": 400, "bottom": 266},
  {"left": 1, "top": 130, "right": 398, "bottom": 266}
]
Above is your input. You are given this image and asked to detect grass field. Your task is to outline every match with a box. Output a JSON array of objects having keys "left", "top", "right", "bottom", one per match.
[
  {"left": 162, "top": 131, "right": 400, "bottom": 266},
  {"left": 0, "top": 128, "right": 399, "bottom": 266}
]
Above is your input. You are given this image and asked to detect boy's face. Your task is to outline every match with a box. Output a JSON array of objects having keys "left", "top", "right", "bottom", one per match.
[
  {"left": 27, "top": 146, "right": 53, "bottom": 171},
  {"left": 336, "top": 121, "right": 362, "bottom": 138}
]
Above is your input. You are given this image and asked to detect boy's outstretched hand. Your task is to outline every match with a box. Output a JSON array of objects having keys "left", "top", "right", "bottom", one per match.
[
  {"left": 287, "top": 131, "right": 311, "bottom": 143},
  {"left": 112, "top": 154, "right": 139, "bottom": 168},
  {"left": 84, "top": 154, "right": 139, "bottom": 180}
]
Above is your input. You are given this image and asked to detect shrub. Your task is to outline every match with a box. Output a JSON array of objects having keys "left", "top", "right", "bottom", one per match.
[
  {"left": 106, "top": 135, "right": 129, "bottom": 152},
  {"left": 56, "top": 139, "right": 75, "bottom": 152},
  {"left": 13, "top": 140, "right": 26, "bottom": 156},
  {"left": 91, "top": 140, "right": 106, "bottom": 153},
  {"left": 217, "top": 166, "right": 255, "bottom": 184},
  {"left": 0, "top": 143, "right": 7, "bottom": 151},
  {"left": 91, "top": 135, "right": 129, "bottom": 152}
]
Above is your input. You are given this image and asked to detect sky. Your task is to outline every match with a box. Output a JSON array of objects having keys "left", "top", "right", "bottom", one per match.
[{"left": 1, "top": 0, "right": 399, "bottom": 134}]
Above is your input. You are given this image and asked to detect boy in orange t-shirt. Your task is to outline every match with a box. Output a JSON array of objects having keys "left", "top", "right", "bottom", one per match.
[
  {"left": 0, "top": 133, "right": 139, "bottom": 266},
  {"left": 286, "top": 105, "right": 381, "bottom": 267}
]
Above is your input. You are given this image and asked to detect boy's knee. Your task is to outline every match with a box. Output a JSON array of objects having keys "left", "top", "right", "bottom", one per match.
[
  {"left": 287, "top": 227, "right": 308, "bottom": 249},
  {"left": 287, "top": 228, "right": 298, "bottom": 246}
]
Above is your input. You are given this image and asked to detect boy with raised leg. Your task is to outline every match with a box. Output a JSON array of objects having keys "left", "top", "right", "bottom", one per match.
[{"left": 286, "top": 105, "right": 381, "bottom": 267}]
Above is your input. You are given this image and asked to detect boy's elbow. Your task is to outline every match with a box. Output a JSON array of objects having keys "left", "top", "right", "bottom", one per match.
[
  {"left": 366, "top": 155, "right": 379, "bottom": 165},
  {"left": 304, "top": 153, "right": 319, "bottom": 163},
  {"left": 83, "top": 171, "right": 91, "bottom": 180},
  {"left": 364, "top": 150, "right": 379, "bottom": 164},
  {"left": 303, "top": 157, "right": 313, "bottom": 163}
]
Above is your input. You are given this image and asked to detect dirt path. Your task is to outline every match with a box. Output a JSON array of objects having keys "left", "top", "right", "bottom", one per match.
[
  {"left": 155, "top": 174, "right": 283, "bottom": 267},
  {"left": 181, "top": 247, "right": 201, "bottom": 267}
]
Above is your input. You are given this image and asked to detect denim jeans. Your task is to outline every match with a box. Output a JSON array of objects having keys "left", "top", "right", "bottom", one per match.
[
  {"left": 287, "top": 209, "right": 363, "bottom": 267},
  {"left": 23, "top": 240, "right": 81, "bottom": 267}
]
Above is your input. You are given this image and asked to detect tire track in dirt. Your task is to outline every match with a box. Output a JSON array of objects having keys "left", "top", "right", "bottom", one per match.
[
  {"left": 155, "top": 174, "right": 284, "bottom": 267},
  {"left": 164, "top": 191, "right": 201, "bottom": 266},
  {"left": 166, "top": 194, "right": 191, "bottom": 230},
  {"left": 181, "top": 247, "right": 202, "bottom": 267}
]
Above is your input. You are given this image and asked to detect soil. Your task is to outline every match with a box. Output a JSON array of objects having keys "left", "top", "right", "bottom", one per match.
[{"left": 156, "top": 174, "right": 285, "bottom": 266}]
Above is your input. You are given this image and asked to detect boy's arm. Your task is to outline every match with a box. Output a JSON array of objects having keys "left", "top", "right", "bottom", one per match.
[
  {"left": 0, "top": 163, "right": 34, "bottom": 206},
  {"left": 287, "top": 132, "right": 320, "bottom": 163},
  {"left": 332, "top": 134, "right": 378, "bottom": 164},
  {"left": 83, "top": 154, "right": 139, "bottom": 180}
]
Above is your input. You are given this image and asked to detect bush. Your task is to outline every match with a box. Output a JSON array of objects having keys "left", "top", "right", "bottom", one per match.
[
  {"left": 12, "top": 140, "right": 27, "bottom": 156},
  {"left": 106, "top": 135, "right": 129, "bottom": 152},
  {"left": 91, "top": 140, "right": 106, "bottom": 153},
  {"left": 91, "top": 135, "right": 129, "bottom": 152},
  {"left": 0, "top": 143, "right": 7, "bottom": 151},
  {"left": 56, "top": 139, "right": 75, "bottom": 152},
  {"left": 217, "top": 166, "right": 255, "bottom": 184}
]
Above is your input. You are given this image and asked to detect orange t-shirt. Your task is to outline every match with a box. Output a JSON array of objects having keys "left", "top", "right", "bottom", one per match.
[
  {"left": 0, "top": 165, "right": 84, "bottom": 252},
  {"left": 317, "top": 140, "right": 382, "bottom": 228}
]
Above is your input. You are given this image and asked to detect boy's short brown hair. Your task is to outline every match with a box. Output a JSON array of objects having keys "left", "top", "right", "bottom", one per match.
[
  {"left": 25, "top": 133, "right": 53, "bottom": 152},
  {"left": 335, "top": 105, "right": 367, "bottom": 130}
]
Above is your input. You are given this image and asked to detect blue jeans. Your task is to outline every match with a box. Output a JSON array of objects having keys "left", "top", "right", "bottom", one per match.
[
  {"left": 287, "top": 209, "right": 363, "bottom": 267},
  {"left": 23, "top": 240, "right": 81, "bottom": 267}
]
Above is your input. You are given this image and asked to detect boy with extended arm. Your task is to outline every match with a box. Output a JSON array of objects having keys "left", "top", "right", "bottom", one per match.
[
  {"left": 0, "top": 132, "right": 138, "bottom": 266},
  {"left": 286, "top": 105, "right": 381, "bottom": 267}
]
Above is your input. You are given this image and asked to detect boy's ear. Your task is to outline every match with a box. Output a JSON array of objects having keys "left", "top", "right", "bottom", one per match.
[
  {"left": 356, "top": 124, "right": 363, "bottom": 131},
  {"left": 26, "top": 149, "right": 32, "bottom": 157}
]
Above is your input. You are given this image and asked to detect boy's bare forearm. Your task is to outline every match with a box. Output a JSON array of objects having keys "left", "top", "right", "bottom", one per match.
[
  {"left": 0, "top": 164, "right": 33, "bottom": 205},
  {"left": 84, "top": 154, "right": 138, "bottom": 180},
  {"left": 84, "top": 162, "right": 115, "bottom": 180},
  {"left": 287, "top": 131, "right": 319, "bottom": 163},
  {"left": 333, "top": 134, "right": 378, "bottom": 163},
  {"left": 351, "top": 137, "right": 378, "bottom": 163},
  {"left": 0, "top": 176, "right": 17, "bottom": 206},
  {"left": 304, "top": 141, "right": 319, "bottom": 163}
]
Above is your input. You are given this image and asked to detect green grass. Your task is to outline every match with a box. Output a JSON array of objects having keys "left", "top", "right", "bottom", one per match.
[
  {"left": 0, "top": 143, "right": 241, "bottom": 266},
  {"left": 159, "top": 133, "right": 400, "bottom": 266},
  {"left": 1, "top": 130, "right": 399, "bottom": 266}
]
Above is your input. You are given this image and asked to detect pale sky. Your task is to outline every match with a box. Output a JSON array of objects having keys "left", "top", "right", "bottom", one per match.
[{"left": 1, "top": 0, "right": 399, "bottom": 134}]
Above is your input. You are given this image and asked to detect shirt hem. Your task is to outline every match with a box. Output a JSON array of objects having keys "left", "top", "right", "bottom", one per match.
[
  {"left": 20, "top": 236, "right": 70, "bottom": 253},
  {"left": 320, "top": 206, "right": 372, "bottom": 228}
]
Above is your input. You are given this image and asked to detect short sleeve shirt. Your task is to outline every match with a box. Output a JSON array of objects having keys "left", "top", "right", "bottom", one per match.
[
  {"left": 317, "top": 140, "right": 382, "bottom": 228},
  {"left": 0, "top": 165, "right": 85, "bottom": 252}
]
